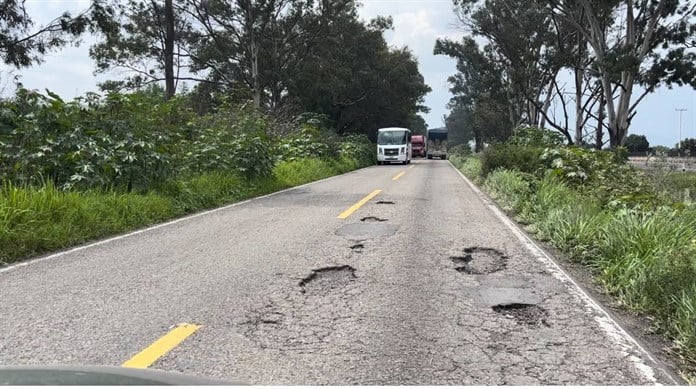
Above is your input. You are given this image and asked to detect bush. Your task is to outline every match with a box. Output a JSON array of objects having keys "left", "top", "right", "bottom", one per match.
[
  {"left": 481, "top": 143, "right": 543, "bottom": 176},
  {"left": 448, "top": 144, "right": 471, "bottom": 158},
  {"left": 338, "top": 134, "right": 375, "bottom": 167}
]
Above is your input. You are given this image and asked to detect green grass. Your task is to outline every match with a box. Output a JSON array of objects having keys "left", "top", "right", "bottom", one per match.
[
  {"left": 0, "top": 156, "right": 368, "bottom": 265},
  {"left": 452, "top": 154, "right": 696, "bottom": 379},
  {"left": 273, "top": 157, "right": 342, "bottom": 187},
  {"left": 0, "top": 182, "right": 172, "bottom": 263}
]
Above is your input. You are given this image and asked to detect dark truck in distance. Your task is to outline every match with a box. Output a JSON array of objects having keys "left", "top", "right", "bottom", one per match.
[
  {"left": 411, "top": 135, "right": 425, "bottom": 157},
  {"left": 426, "top": 127, "right": 448, "bottom": 159}
]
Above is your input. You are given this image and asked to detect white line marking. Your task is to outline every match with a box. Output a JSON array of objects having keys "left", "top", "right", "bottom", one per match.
[
  {"left": 0, "top": 166, "right": 374, "bottom": 275},
  {"left": 448, "top": 161, "right": 678, "bottom": 385}
]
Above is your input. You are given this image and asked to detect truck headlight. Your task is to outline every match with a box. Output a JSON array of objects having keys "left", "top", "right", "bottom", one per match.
[
  {"left": 400, "top": 147, "right": 405, "bottom": 155},
  {"left": 378, "top": 147, "right": 383, "bottom": 155}
]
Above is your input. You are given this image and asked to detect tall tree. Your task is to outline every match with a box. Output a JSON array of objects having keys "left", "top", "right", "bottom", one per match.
[
  {"left": 90, "top": 0, "right": 192, "bottom": 98},
  {"left": 290, "top": 16, "right": 431, "bottom": 137},
  {"left": 547, "top": 0, "right": 696, "bottom": 147},
  {"left": 435, "top": 36, "right": 519, "bottom": 148}
]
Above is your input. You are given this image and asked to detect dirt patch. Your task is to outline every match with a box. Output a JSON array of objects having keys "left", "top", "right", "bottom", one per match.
[
  {"left": 299, "top": 265, "right": 357, "bottom": 294},
  {"left": 492, "top": 303, "right": 549, "bottom": 326},
  {"left": 450, "top": 247, "right": 507, "bottom": 274},
  {"left": 361, "top": 216, "right": 388, "bottom": 222}
]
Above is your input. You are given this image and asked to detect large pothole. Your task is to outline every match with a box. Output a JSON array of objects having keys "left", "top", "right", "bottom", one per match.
[
  {"left": 450, "top": 247, "right": 507, "bottom": 274},
  {"left": 299, "top": 265, "right": 357, "bottom": 294},
  {"left": 492, "top": 303, "right": 549, "bottom": 326}
]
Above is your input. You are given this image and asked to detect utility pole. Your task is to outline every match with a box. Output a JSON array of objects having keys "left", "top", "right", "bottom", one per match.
[
  {"left": 676, "top": 108, "right": 687, "bottom": 151},
  {"left": 676, "top": 108, "right": 687, "bottom": 170}
]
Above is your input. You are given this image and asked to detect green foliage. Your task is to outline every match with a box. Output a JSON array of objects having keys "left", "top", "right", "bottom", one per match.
[
  {"left": 509, "top": 126, "right": 565, "bottom": 148},
  {"left": 481, "top": 143, "right": 543, "bottom": 176},
  {"left": 540, "top": 147, "right": 656, "bottom": 207},
  {"left": 0, "top": 181, "right": 172, "bottom": 263},
  {"left": 448, "top": 144, "right": 472, "bottom": 158},
  {"left": 0, "top": 89, "right": 187, "bottom": 191},
  {"left": 276, "top": 129, "right": 333, "bottom": 163},
  {"left": 483, "top": 169, "right": 532, "bottom": 214},
  {"left": 625, "top": 134, "right": 650, "bottom": 153},
  {"left": 273, "top": 158, "right": 339, "bottom": 187},
  {"left": 337, "top": 134, "right": 375, "bottom": 167}
]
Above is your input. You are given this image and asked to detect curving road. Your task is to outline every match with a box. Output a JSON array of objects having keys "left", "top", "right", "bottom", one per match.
[{"left": 0, "top": 160, "right": 681, "bottom": 384}]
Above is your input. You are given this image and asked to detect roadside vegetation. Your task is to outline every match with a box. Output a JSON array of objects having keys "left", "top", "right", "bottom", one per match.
[
  {"left": 449, "top": 127, "right": 696, "bottom": 381},
  {"left": 0, "top": 89, "right": 375, "bottom": 265}
]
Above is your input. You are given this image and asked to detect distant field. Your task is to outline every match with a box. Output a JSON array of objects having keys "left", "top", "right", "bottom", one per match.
[{"left": 629, "top": 156, "right": 696, "bottom": 172}]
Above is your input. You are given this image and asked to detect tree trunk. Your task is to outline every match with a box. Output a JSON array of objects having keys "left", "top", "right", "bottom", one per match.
[
  {"left": 595, "top": 91, "right": 605, "bottom": 149},
  {"left": 164, "top": 0, "right": 175, "bottom": 99},
  {"left": 539, "top": 80, "right": 554, "bottom": 129},
  {"left": 251, "top": 35, "right": 260, "bottom": 109},
  {"left": 475, "top": 134, "right": 484, "bottom": 152},
  {"left": 574, "top": 67, "right": 583, "bottom": 146}
]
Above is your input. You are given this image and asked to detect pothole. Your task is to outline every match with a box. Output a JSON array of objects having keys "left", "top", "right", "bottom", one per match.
[
  {"left": 376, "top": 201, "right": 395, "bottom": 204},
  {"left": 450, "top": 247, "right": 507, "bottom": 274},
  {"left": 492, "top": 303, "right": 549, "bottom": 326},
  {"left": 361, "top": 216, "right": 388, "bottom": 222},
  {"left": 350, "top": 243, "right": 365, "bottom": 253},
  {"left": 299, "top": 265, "right": 357, "bottom": 294}
]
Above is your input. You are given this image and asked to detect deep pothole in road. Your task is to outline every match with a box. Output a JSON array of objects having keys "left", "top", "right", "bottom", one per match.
[
  {"left": 361, "top": 216, "right": 388, "bottom": 222},
  {"left": 492, "top": 303, "right": 549, "bottom": 326},
  {"left": 299, "top": 265, "right": 357, "bottom": 294},
  {"left": 450, "top": 247, "right": 507, "bottom": 275}
]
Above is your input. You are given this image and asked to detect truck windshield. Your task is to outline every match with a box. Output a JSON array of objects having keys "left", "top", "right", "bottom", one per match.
[{"left": 377, "top": 131, "right": 408, "bottom": 145}]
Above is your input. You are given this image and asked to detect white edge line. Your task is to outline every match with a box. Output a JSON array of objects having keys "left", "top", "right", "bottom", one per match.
[
  {"left": 0, "top": 165, "right": 373, "bottom": 275},
  {"left": 448, "top": 161, "right": 678, "bottom": 385}
]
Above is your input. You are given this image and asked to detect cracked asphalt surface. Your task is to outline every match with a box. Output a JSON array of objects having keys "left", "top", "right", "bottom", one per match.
[{"left": 0, "top": 160, "right": 680, "bottom": 384}]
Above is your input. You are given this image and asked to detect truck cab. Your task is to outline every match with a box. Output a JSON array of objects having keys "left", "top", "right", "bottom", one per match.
[
  {"left": 376, "top": 127, "right": 412, "bottom": 165},
  {"left": 411, "top": 135, "right": 425, "bottom": 157}
]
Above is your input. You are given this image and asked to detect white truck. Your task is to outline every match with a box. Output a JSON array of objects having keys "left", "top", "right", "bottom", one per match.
[{"left": 376, "top": 127, "right": 412, "bottom": 165}]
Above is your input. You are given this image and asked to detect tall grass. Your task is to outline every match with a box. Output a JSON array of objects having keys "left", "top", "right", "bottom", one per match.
[
  {"left": 0, "top": 182, "right": 172, "bottom": 263},
  {"left": 483, "top": 169, "right": 531, "bottom": 214}
]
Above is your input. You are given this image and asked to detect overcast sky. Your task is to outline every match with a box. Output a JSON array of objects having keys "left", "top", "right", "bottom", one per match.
[{"left": 3, "top": 0, "right": 695, "bottom": 147}]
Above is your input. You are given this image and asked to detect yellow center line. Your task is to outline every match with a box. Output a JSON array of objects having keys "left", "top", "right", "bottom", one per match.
[
  {"left": 392, "top": 171, "right": 406, "bottom": 181},
  {"left": 122, "top": 323, "right": 200, "bottom": 369},
  {"left": 338, "top": 189, "right": 382, "bottom": 219}
]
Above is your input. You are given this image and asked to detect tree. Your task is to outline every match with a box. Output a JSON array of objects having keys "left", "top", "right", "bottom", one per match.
[
  {"left": 677, "top": 137, "right": 696, "bottom": 156},
  {"left": 445, "top": 103, "right": 474, "bottom": 148},
  {"left": 179, "top": 0, "right": 356, "bottom": 110},
  {"left": 435, "top": 36, "right": 517, "bottom": 150},
  {"left": 0, "top": 0, "right": 105, "bottom": 68},
  {"left": 547, "top": 0, "right": 696, "bottom": 147},
  {"left": 625, "top": 133, "right": 649, "bottom": 152},
  {"left": 289, "top": 16, "right": 431, "bottom": 138},
  {"left": 90, "top": 0, "right": 192, "bottom": 99}
]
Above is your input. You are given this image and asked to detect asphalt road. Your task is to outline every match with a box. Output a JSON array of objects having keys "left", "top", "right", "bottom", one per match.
[{"left": 0, "top": 159, "right": 681, "bottom": 384}]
